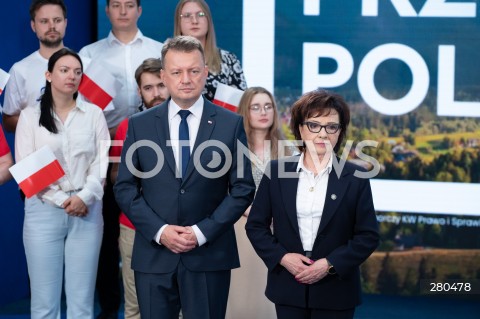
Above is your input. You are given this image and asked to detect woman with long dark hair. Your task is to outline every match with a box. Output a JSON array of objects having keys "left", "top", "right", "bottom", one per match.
[{"left": 15, "top": 47, "right": 110, "bottom": 318}]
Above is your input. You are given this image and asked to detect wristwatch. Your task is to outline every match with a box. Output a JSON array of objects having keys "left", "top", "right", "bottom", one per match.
[{"left": 326, "top": 259, "right": 336, "bottom": 275}]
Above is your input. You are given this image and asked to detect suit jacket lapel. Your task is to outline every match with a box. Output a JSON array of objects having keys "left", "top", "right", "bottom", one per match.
[
  {"left": 182, "top": 100, "right": 216, "bottom": 183},
  {"left": 155, "top": 102, "right": 177, "bottom": 175},
  {"left": 316, "top": 161, "right": 350, "bottom": 235},
  {"left": 279, "top": 159, "right": 301, "bottom": 240}
]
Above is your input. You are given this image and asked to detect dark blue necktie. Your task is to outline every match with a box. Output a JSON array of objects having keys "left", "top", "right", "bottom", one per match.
[{"left": 178, "top": 110, "right": 191, "bottom": 178}]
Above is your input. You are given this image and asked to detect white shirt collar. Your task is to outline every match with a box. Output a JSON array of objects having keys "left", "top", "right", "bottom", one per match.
[
  {"left": 32, "top": 98, "right": 87, "bottom": 115},
  {"left": 296, "top": 152, "right": 333, "bottom": 175},
  {"left": 107, "top": 29, "right": 143, "bottom": 46},
  {"left": 168, "top": 96, "right": 204, "bottom": 121},
  {"left": 75, "top": 99, "right": 88, "bottom": 113}
]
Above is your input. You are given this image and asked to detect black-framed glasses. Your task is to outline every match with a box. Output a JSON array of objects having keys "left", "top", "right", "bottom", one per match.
[
  {"left": 180, "top": 11, "right": 206, "bottom": 21},
  {"left": 303, "top": 122, "right": 341, "bottom": 134}
]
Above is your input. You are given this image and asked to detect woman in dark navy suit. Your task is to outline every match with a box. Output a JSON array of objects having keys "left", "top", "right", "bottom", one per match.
[{"left": 246, "top": 89, "right": 379, "bottom": 319}]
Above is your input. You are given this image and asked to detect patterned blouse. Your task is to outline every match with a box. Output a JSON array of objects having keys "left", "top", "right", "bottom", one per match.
[
  {"left": 251, "top": 156, "right": 270, "bottom": 191},
  {"left": 251, "top": 145, "right": 299, "bottom": 191},
  {"left": 203, "top": 49, "right": 247, "bottom": 101}
]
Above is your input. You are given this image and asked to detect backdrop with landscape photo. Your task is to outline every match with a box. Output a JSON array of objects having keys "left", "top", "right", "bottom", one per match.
[{"left": 98, "top": 0, "right": 480, "bottom": 299}]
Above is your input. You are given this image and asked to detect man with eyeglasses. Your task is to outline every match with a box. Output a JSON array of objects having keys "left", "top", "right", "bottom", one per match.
[{"left": 79, "top": 1, "right": 163, "bottom": 318}]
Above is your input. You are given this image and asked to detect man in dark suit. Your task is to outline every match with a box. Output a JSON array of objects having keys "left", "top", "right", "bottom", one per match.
[{"left": 113, "top": 36, "right": 255, "bottom": 319}]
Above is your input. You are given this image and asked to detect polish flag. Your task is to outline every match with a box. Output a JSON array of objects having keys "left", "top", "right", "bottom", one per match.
[
  {"left": 9, "top": 145, "right": 65, "bottom": 198},
  {"left": 0, "top": 124, "right": 10, "bottom": 156},
  {"left": 0, "top": 68, "right": 10, "bottom": 95},
  {"left": 212, "top": 83, "right": 244, "bottom": 112},
  {"left": 79, "top": 62, "right": 118, "bottom": 110}
]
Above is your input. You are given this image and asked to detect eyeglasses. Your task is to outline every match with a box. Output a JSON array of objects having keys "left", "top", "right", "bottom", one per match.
[
  {"left": 303, "top": 122, "right": 341, "bottom": 134},
  {"left": 180, "top": 11, "right": 206, "bottom": 21},
  {"left": 249, "top": 104, "right": 274, "bottom": 113}
]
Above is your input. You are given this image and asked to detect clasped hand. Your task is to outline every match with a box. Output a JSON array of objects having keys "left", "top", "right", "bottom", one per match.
[
  {"left": 160, "top": 225, "right": 198, "bottom": 254},
  {"left": 280, "top": 253, "right": 329, "bottom": 285},
  {"left": 63, "top": 195, "right": 88, "bottom": 217}
]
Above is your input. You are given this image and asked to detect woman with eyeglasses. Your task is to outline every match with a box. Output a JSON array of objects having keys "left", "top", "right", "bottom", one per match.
[
  {"left": 226, "top": 87, "right": 294, "bottom": 318},
  {"left": 246, "top": 89, "right": 379, "bottom": 319},
  {"left": 174, "top": 0, "right": 247, "bottom": 101}
]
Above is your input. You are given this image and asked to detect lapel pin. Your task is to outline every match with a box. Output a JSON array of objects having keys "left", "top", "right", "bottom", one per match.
[
  {"left": 207, "top": 120, "right": 213, "bottom": 125},
  {"left": 331, "top": 194, "right": 337, "bottom": 200}
]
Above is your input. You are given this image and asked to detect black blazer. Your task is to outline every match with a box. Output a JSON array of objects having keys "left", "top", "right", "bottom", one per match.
[
  {"left": 246, "top": 156, "right": 379, "bottom": 310},
  {"left": 114, "top": 99, "right": 255, "bottom": 273}
]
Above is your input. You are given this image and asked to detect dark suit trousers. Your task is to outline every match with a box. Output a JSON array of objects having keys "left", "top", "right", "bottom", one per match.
[
  {"left": 135, "top": 260, "right": 231, "bottom": 319},
  {"left": 96, "top": 165, "right": 121, "bottom": 314}
]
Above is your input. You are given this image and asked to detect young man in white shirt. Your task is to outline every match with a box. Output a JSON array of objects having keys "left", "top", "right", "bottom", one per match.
[
  {"left": 2, "top": 0, "right": 68, "bottom": 132},
  {"left": 79, "top": 1, "right": 163, "bottom": 318},
  {"left": 79, "top": 0, "right": 163, "bottom": 138}
]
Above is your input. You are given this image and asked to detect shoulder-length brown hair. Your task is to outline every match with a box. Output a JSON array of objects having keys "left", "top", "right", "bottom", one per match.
[
  {"left": 237, "top": 87, "right": 292, "bottom": 159},
  {"left": 290, "top": 89, "right": 350, "bottom": 153},
  {"left": 174, "top": 0, "right": 222, "bottom": 74}
]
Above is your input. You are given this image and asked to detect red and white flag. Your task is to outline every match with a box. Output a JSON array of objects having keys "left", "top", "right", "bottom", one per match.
[
  {"left": 0, "top": 68, "right": 10, "bottom": 95},
  {"left": 212, "top": 83, "right": 244, "bottom": 112},
  {"left": 78, "top": 62, "right": 119, "bottom": 110},
  {"left": 9, "top": 145, "right": 65, "bottom": 198}
]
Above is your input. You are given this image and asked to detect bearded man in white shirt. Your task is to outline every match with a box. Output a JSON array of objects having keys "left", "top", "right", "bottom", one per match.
[
  {"left": 79, "top": 1, "right": 163, "bottom": 318},
  {"left": 2, "top": 0, "right": 68, "bottom": 132}
]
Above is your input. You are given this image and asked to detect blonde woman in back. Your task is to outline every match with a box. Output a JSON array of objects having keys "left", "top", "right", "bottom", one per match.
[
  {"left": 227, "top": 87, "right": 294, "bottom": 319},
  {"left": 174, "top": 0, "right": 247, "bottom": 101}
]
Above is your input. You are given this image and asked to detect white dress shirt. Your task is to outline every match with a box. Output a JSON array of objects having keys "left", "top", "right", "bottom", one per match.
[
  {"left": 295, "top": 152, "right": 333, "bottom": 252},
  {"left": 15, "top": 100, "right": 110, "bottom": 208},
  {"left": 155, "top": 96, "right": 207, "bottom": 246},
  {"left": 2, "top": 52, "right": 91, "bottom": 116},
  {"left": 167, "top": 98, "right": 203, "bottom": 172},
  {"left": 79, "top": 30, "right": 163, "bottom": 128}
]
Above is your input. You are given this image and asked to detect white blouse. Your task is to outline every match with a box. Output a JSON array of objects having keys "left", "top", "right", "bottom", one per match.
[
  {"left": 295, "top": 152, "right": 333, "bottom": 251},
  {"left": 15, "top": 100, "right": 110, "bottom": 208}
]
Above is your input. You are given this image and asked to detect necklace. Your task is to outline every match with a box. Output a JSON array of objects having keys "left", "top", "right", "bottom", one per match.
[{"left": 302, "top": 169, "right": 320, "bottom": 192}]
